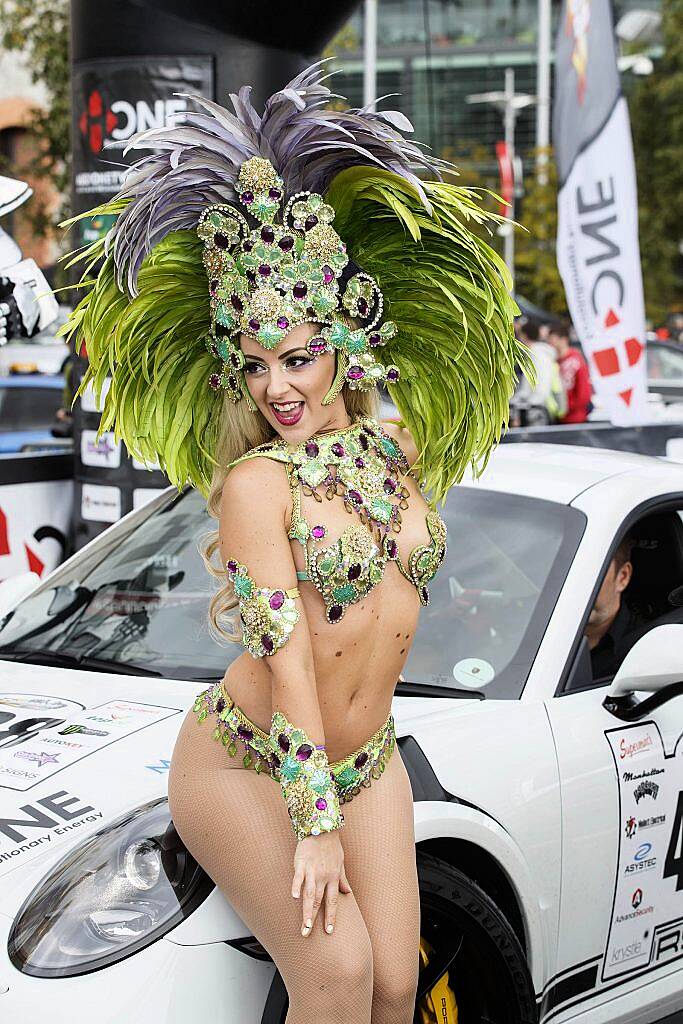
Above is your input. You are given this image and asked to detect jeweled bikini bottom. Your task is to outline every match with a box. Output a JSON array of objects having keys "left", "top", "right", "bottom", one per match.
[{"left": 192, "top": 682, "right": 396, "bottom": 805}]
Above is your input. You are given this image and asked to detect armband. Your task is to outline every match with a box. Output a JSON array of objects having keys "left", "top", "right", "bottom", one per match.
[
  {"left": 226, "top": 560, "right": 300, "bottom": 658},
  {"left": 269, "top": 710, "right": 344, "bottom": 841}
]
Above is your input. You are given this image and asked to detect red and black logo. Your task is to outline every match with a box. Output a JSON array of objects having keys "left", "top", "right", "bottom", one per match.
[{"left": 79, "top": 90, "right": 118, "bottom": 154}]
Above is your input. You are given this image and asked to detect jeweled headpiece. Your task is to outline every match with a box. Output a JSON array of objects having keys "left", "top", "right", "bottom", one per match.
[
  {"left": 64, "top": 62, "right": 529, "bottom": 502},
  {"left": 198, "top": 156, "right": 398, "bottom": 403}
]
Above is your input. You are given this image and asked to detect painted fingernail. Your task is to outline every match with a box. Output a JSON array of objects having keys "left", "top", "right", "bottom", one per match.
[{"left": 326, "top": 924, "right": 334, "bottom": 934}]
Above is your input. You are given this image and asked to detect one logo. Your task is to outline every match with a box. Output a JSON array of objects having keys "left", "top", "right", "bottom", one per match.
[
  {"left": 632, "top": 888, "right": 643, "bottom": 909},
  {"left": 625, "top": 815, "right": 637, "bottom": 839},
  {"left": 634, "top": 780, "right": 659, "bottom": 804},
  {"left": 79, "top": 89, "right": 118, "bottom": 154},
  {"left": 13, "top": 750, "right": 60, "bottom": 768}
]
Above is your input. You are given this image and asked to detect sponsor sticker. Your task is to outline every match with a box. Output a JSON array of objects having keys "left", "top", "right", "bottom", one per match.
[
  {"left": 81, "top": 483, "right": 121, "bottom": 523},
  {"left": 80, "top": 430, "right": 121, "bottom": 469}
]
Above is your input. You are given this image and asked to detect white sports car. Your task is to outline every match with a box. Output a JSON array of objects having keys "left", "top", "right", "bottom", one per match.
[{"left": 0, "top": 443, "right": 681, "bottom": 1024}]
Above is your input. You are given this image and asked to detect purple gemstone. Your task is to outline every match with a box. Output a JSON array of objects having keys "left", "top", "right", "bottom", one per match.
[
  {"left": 348, "top": 366, "right": 365, "bottom": 380},
  {"left": 262, "top": 634, "right": 274, "bottom": 653},
  {"left": 355, "top": 457, "right": 365, "bottom": 468},
  {"left": 359, "top": 433, "right": 369, "bottom": 451},
  {"left": 369, "top": 333, "right": 382, "bottom": 347},
  {"left": 241, "top": 191, "right": 254, "bottom": 205},
  {"left": 322, "top": 265, "right": 334, "bottom": 284},
  {"left": 278, "top": 733, "right": 290, "bottom": 753},
  {"left": 387, "top": 368, "right": 400, "bottom": 382},
  {"left": 331, "top": 442, "right": 345, "bottom": 457},
  {"left": 278, "top": 236, "right": 294, "bottom": 252},
  {"left": 293, "top": 282, "right": 307, "bottom": 300},
  {"left": 271, "top": 751, "right": 281, "bottom": 768},
  {"left": 384, "top": 478, "right": 397, "bottom": 494},
  {"left": 208, "top": 373, "right": 220, "bottom": 390},
  {"left": 210, "top": 278, "right": 219, "bottom": 292},
  {"left": 296, "top": 743, "right": 313, "bottom": 761},
  {"left": 248, "top": 318, "right": 260, "bottom": 332},
  {"left": 214, "top": 232, "right": 230, "bottom": 249},
  {"left": 227, "top": 560, "right": 238, "bottom": 573},
  {"left": 269, "top": 590, "right": 285, "bottom": 610},
  {"left": 386, "top": 539, "right": 398, "bottom": 559},
  {"left": 315, "top": 797, "right": 328, "bottom": 810},
  {"left": 329, "top": 605, "right": 343, "bottom": 622},
  {"left": 216, "top": 697, "right": 226, "bottom": 714},
  {"left": 246, "top": 270, "right": 256, "bottom": 284},
  {"left": 231, "top": 295, "right": 243, "bottom": 312},
  {"left": 354, "top": 751, "right": 369, "bottom": 769},
  {"left": 269, "top": 187, "right": 281, "bottom": 200},
  {"left": 261, "top": 225, "right": 274, "bottom": 243},
  {"left": 305, "top": 441, "right": 319, "bottom": 458},
  {"left": 357, "top": 298, "right": 368, "bottom": 316},
  {"left": 210, "top": 343, "right": 219, "bottom": 357},
  {"left": 348, "top": 490, "right": 362, "bottom": 505},
  {"left": 309, "top": 338, "right": 326, "bottom": 354},
  {"left": 348, "top": 564, "right": 361, "bottom": 581},
  {"left": 421, "top": 586, "right": 429, "bottom": 603},
  {"left": 304, "top": 214, "right": 318, "bottom": 230},
  {"left": 311, "top": 525, "right": 326, "bottom": 539},
  {"left": 258, "top": 264, "right": 271, "bottom": 277},
  {"left": 230, "top": 351, "right": 241, "bottom": 369},
  {"left": 243, "top": 240, "right": 253, "bottom": 252},
  {"left": 237, "top": 725, "right": 254, "bottom": 741},
  {"left": 277, "top": 316, "right": 289, "bottom": 330}
]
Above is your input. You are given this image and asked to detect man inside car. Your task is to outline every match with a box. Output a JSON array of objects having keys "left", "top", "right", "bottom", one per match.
[{"left": 585, "top": 534, "right": 645, "bottom": 680}]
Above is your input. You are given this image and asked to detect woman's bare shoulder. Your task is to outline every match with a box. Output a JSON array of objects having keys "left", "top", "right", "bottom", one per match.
[
  {"left": 221, "top": 455, "right": 291, "bottom": 524},
  {"left": 381, "top": 419, "right": 419, "bottom": 466}
]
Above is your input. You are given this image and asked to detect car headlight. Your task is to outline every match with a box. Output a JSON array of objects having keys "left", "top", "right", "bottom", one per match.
[{"left": 8, "top": 798, "right": 213, "bottom": 977}]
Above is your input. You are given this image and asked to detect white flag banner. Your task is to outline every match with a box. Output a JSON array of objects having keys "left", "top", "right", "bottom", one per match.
[{"left": 554, "top": 0, "right": 648, "bottom": 424}]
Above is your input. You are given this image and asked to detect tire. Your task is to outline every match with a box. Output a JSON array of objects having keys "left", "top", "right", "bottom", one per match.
[
  {"left": 416, "top": 852, "right": 537, "bottom": 1024},
  {"left": 261, "top": 852, "right": 538, "bottom": 1024}
]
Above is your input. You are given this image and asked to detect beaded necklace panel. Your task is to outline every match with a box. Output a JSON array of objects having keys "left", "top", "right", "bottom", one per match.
[{"left": 231, "top": 418, "right": 447, "bottom": 623}]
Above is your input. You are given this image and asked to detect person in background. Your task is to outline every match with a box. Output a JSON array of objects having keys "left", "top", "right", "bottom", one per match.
[
  {"left": 585, "top": 533, "right": 644, "bottom": 680},
  {"left": 547, "top": 321, "right": 592, "bottom": 424},
  {"left": 516, "top": 317, "right": 567, "bottom": 424}
]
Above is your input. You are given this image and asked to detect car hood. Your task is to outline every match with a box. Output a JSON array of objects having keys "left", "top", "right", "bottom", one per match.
[{"left": 0, "top": 661, "right": 480, "bottom": 915}]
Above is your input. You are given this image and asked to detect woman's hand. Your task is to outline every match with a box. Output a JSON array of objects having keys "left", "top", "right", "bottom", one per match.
[{"left": 292, "top": 831, "right": 352, "bottom": 936}]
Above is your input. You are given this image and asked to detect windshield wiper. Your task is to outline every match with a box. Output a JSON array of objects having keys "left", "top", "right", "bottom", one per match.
[
  {"left": 0, "top": 649, "right": 162, "bottom": 677},
  {"left": 395, "top": 680, "right": 485, "bottom": 700}
]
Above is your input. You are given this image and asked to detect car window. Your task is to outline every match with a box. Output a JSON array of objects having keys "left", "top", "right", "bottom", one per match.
[
  {"left": 0, "top": 488, "right": 586, "bottom": 697},
  {"left": 648, "top": 344, "right": 683, "bottom": 381},
  {"left": 0, "top": 385, "right": 62, "bottom": 431}
]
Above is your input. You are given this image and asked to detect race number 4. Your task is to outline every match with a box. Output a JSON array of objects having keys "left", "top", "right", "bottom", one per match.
[{"left": 664, "top": 791, "right": 683, "bottom": 892}]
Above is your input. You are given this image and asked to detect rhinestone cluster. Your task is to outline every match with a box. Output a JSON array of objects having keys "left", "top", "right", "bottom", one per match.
[
  {"left": 270, "top": 710, "right": 344, "bottom": 839},
  {"left": 197, "top": 156, "right": 400, "bottom": 400}
]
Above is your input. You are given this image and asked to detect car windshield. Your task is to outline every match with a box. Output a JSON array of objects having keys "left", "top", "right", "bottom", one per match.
[
  {"left": 0, "top": 487, "right": 585, "bottom": 698},
  {"left": 0, "top": 385, "right": 62, "bottom": 431}
]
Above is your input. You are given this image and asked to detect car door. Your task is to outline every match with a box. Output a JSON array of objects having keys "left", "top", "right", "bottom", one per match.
[{"left": 541, "top": 502, "right": 683, "bottom": 1024}]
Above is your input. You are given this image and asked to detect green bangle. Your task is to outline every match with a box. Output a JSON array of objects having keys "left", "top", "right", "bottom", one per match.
[{"left": 269, "top": 710, "right": 344, "bottom": 840}]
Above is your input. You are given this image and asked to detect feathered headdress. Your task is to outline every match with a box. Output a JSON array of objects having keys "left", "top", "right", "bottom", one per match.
[{"left": 63, "top": 61, "right": 529, "bottom": 503}]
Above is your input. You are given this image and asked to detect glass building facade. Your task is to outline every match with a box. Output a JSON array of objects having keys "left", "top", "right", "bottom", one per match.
[{"left": 329, "top": 0, "right": 662, "bottom": 167}]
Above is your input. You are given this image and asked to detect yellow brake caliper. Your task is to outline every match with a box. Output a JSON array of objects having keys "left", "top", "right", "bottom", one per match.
[{"left": 418, "top": 936, "right": 459, "bottom": 1024}]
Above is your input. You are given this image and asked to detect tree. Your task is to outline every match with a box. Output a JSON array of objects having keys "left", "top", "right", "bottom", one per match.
[
  {"left": 628, "top": 0, "right": 683, "bottom": 323},
  {"left": 0, "top": 0, "right": 70, "bottom": 233},
  {"left": 515, "top": 150, "right": 567, "bottom": 316}
]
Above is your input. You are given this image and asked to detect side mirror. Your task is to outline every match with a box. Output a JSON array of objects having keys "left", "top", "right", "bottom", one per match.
[
  {"left": 608, "top": 624, "right": 683, "bottom": 697},
  {"left": 603, "top": 624, "right": 683, "bottom": 721},
  {"left": 0, "top": 572, "right": 41, "bottom": 617}
]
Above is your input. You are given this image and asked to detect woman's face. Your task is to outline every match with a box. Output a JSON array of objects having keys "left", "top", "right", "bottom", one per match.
[{"left": 240, "top": 322, "right": 349, "bottom": 444}]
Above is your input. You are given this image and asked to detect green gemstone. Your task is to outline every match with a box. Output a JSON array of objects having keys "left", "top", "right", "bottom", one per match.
[
  {"left": 243, "top": 752, "right": 253, "bottom": 769},
  {"left": 328, "top": 322, "right": 350, "bottom": 347},
  {"left": 280, "top": 756, "right": 301, "bottom": 782},
  {"left": 213, "top": 727, "right": 221, "bottom": 741},
  {"left": 335, "top": 765, "right": 361, "bottom": 788},
  {"left": 346, "top": 332, "right": 367, "bottom": 354},
  {"left": 417, "top": 552, "right": 431, "bottom": 571},
  {"left": 370, "top": 497, "right": 393, "bottom": 522},
  {"left": 221, "top": 730, "right": 231, "bottom": 746},
  {"left": 318, "top": 556, "right": 335, "bottom": 575},
  {"left": 369, "top": 560, "right": 384, "bottom": 583},
  {"left": 381, "top": 437, "right": 398, "bottom": 457},
  {"left": 299, "top": 460, "right": 328, "bottom": 486},
  {"left": 333, "top": 584, "right": 356, "bottom": 603},
  {"left": 215, "top": 305, "right": 235, "bottom": 329},
  {"left": 197, "top": 710, "right": 207, "bottom": 723},
  {"left": 234, "top": 574, "right": 253, "bottom": 599},
  {"left": 258, "top": 325, "right": 283, "bottom": 349},
  {"left": 254, "top": 760, "right": 262, "bottom": 774},
  {"left": 228, "top": 741, "right": 237, "bottom": 757}
]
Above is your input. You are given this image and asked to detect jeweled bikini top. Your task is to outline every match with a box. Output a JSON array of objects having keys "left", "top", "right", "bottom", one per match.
[{"left": 232, "top": 418, "right": 447, "bottom": 624}]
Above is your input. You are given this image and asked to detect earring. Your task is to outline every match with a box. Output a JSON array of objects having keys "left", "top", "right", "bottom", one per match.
[{"left": 322, "top": 349, "right": 349, "bottom": 406}]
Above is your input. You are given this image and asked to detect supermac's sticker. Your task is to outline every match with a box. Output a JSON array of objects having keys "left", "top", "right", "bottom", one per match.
[
  {"left": 603, "top": 722, "right": 683, "bottom": 981},
  {"left": 0, "top": 697, "right": 181, "bottom": 792}
]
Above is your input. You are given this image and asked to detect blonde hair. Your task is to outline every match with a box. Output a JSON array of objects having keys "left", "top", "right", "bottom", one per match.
[{"left": 202, "top": 378, "right": 380, "bottom": 644}]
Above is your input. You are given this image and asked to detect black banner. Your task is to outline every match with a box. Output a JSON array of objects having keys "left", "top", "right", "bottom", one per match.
[{"left": 71, "top": 55, "right": 214, "bottom": 236}]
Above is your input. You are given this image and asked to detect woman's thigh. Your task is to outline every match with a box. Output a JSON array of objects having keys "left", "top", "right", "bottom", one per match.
[
  {"left": 338, "top": 748, "right": 421, "bottom": 1003},
  {"left": 168, "top": 709, "right": 374, "bottom": 1008}
]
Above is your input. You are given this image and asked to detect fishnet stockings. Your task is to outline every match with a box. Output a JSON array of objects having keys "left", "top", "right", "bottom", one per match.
[{"left": 168, "top": 707, "right": 420, "bottom": 1024}]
